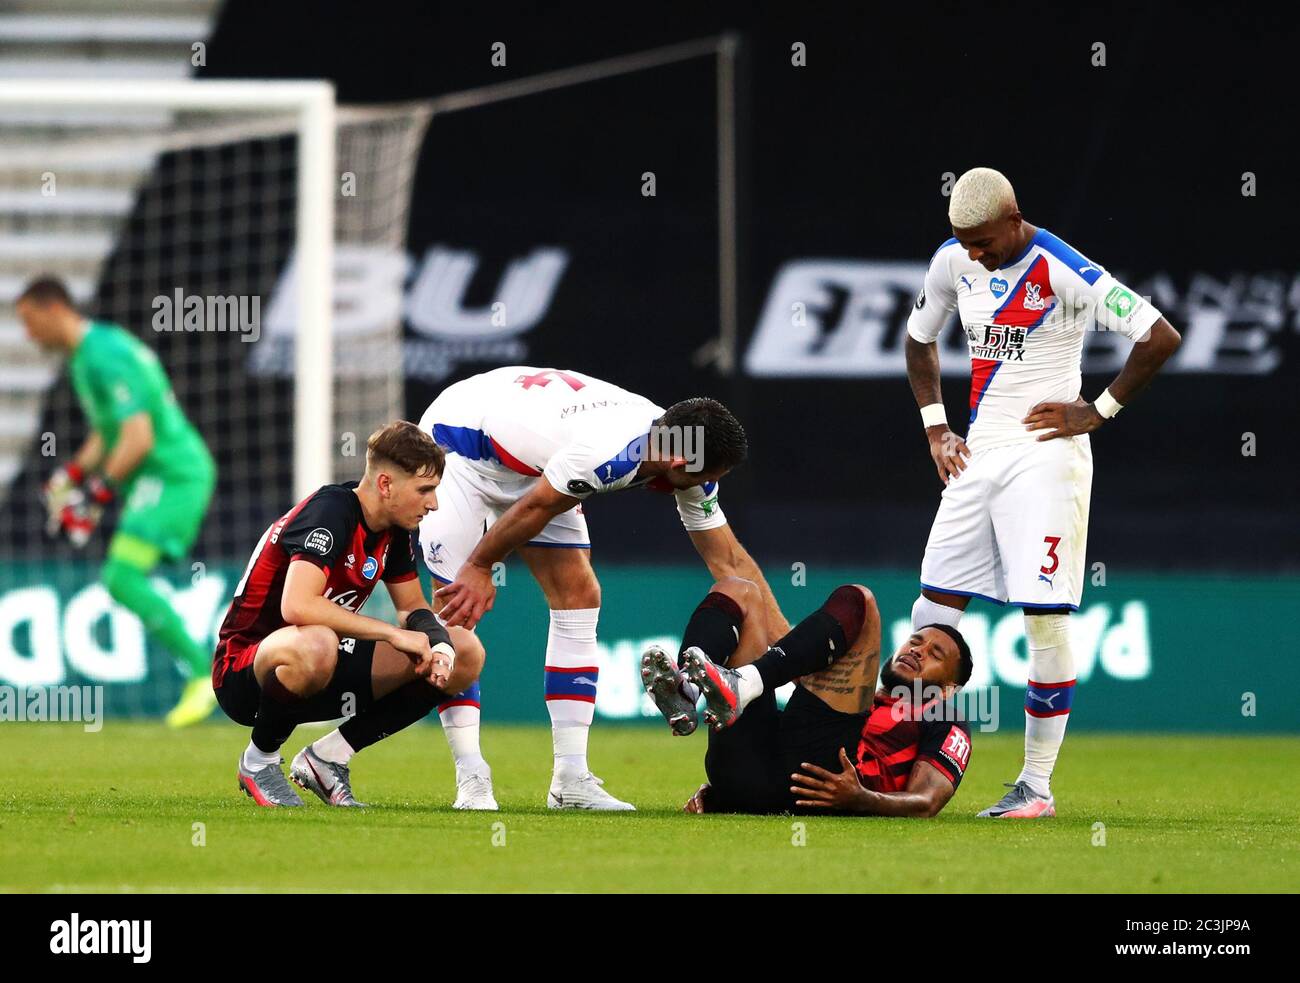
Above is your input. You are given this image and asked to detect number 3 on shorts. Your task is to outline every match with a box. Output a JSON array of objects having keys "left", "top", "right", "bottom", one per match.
[{"left": 1040, "top": 535, "right": 1062, "bottom": 575}]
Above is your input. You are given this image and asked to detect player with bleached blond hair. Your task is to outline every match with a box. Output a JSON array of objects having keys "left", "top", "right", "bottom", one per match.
[{"left": 905, "top": 166, "right": 1182, "bottom": 817}]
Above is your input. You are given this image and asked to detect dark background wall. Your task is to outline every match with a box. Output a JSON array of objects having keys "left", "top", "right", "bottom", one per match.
[{"left": 195, "top": 0, "right": 1297, "bottom": 571}]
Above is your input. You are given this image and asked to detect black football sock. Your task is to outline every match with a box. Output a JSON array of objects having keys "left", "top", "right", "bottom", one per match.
[
  {"left": 250, "top": 667, "right": 303, "bottom": 755},
  {"left": 679, "top": 591, "right": 745, "bottom": 667},
  {"left": 339, "top": 679, "right": 445, "bottom": 753},
  {"left": 752, "top": 585, "right": 866, "bottom": 692}
]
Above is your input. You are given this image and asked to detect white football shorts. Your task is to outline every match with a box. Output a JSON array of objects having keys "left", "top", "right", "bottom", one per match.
[
  {"left": 919, "top": 434, "right": 1093, "bottom": 609},
  {"left": 418, "top": 452, "right": 589, "bottom": 584}
]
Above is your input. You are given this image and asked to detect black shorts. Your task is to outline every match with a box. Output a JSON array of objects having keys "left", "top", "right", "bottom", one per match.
[
  {"left": 214, "top": 636, "right": 377, "bottom": 727},
  {"left": 703, "top": 685, "right": 868, "bottom": 815}
]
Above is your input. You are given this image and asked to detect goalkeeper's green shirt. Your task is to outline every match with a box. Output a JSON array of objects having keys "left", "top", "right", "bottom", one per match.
[{"left": 68, "top": 320, "right": 214, "bottom": 490}]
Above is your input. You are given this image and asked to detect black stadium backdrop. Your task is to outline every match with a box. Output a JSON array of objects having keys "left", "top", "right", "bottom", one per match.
[{"left": 29, "top": 0, "right": 1298, "bottom": 571}]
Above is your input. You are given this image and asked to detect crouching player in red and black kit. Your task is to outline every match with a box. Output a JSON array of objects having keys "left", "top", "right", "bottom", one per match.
[
  {"left": 213, "top": 421, "right": 485, "bottom": 807},
  {"left": 641, "top": 578, "right": 973, "bottom": 817}
]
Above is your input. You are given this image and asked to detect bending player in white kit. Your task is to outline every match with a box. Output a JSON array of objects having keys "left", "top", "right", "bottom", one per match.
[
  {"left": 906, "top": 168, "right": 1181, "bottom": 818},
  {"left": 418, "top": 367, "right": 788, "bottom": 810}
]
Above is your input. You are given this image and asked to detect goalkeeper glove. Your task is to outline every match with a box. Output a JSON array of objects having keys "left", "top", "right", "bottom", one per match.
[
  {"left": 42, "top": 463, "right": 85, "bottom": 536},
  {"left": 56, "top": 475, "right": 114, "bottom": 549}
]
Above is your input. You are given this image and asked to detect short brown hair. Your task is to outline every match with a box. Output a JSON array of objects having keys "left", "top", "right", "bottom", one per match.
[
  {"left": 366, "top": 420, "right": 444, "bottom": 478},
  {"left": 18, "top": 275, "right": 77, "bottom": 310}
]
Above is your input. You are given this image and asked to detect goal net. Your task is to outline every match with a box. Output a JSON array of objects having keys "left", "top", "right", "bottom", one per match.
[{"left": 0, "top": 81, "right": 430, "bottom": 715}]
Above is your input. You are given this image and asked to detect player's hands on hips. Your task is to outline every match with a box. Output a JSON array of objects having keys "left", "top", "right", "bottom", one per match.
[
  {"left": 791, "top": 747, "right": 870, "bottom": 812},
  {"left": 925, "top": 424, "right": 971, "bottom": 485},
  {"left": 434, "top": 561, "right": 496, "bottom": 630},
  {"left": 1023, "top": 397, "right": 1105, "bottom": 441}
]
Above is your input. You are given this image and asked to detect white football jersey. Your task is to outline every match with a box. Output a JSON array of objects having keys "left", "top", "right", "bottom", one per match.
[
  {"left": 907, "top": 228, "right": 1160, "bottom": 451},
  {"left": 417, "top": 366, "right": 726, "bottom": 531}
]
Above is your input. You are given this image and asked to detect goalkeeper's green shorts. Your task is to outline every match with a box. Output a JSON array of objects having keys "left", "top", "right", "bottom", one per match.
[{"left": 116, "top": 470, "right": 215, "bottom": 561}]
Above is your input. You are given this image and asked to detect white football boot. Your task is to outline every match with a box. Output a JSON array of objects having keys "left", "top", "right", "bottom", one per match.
[
  {"left": 453, "top": 766, "right": 499, "bottom": 811},
  {"left": 547, "top": 772, "right": 636, "bottom": 811}
]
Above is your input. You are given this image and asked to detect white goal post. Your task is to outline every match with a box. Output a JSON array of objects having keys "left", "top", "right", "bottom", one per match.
[{"left": 0, "top": 78, "right": 336, "bottom": 501}]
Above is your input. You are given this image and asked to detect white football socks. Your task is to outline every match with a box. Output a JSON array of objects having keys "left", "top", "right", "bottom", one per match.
[
  {"left": 545, "top": 607, "right": 601, "bottom": 784},
  {"left": 1018, "top": 614, "right": 1075, "bottom": 798},
  {"left": 734, "top": 664, "right": 764, "bottom": 710},
  {"left": 552, "top": 723, "right": 590, "bottom": 784},
  {"left": 242, "top": 740, "right": 280, "bottom": 771},
  {"left": 440, "top": 706, "right": 488, "bottom": 777},
  {"left": 311, "top": 728, "right": 356, "bottom": 766},
  {"left": 911, "top": 594, "right": 964, "bottom": 629}
]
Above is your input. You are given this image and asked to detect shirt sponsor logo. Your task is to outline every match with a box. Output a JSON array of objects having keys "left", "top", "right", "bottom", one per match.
[
  {"left": 303, "top": 528, "right": 333, "bottom": 555},
  {"left": 324, "top": 588, "right": 363, "bottom": 611},
  {"left": 567, "top": 479, "right": 595, "bottom": 495},
  {"left": 990, "top": 277, "right": 1009, "bottom": 297},
  {"left": 361, "top": 556, "right": 379, "bottom": 580},
  {"left": 940, "top": 726, "right": 971, "bottom": 769},
  {"left": 1104, "top": 285, "right": 1138, "bottom": 319},
  {"left": 966, "top": 323, "right": 1028, "bottom": 361}
]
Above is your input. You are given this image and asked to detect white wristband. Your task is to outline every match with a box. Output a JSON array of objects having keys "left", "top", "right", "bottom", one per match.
[
  {"left": 1094, "top": 388, "right": 1124, "bottom": 419},
  {"left": 920, "top": 403, "right": 948, "bottom": 428},
  {"left": 432, "top": 640, "right": 457, "bottom": 673}
]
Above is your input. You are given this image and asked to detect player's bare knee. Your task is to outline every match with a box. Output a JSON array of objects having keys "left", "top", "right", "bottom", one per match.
[
  {"left": 554, "top": 571, "right": 601, "bottom": 609},
  {"left": 441, "top": 641, "right": 483, "bottom": 696},
  {"left": 297, "top": 625, "right": 339, "bottom": 683},
  {"left": 575, "top": 580, "right": 602, "bottom": 609},
  {"left": 710, "top": 576, "right": 760, "bottom": 617},
  {"left": 449, "top": 627, "right": 485, "bottom": 682}
]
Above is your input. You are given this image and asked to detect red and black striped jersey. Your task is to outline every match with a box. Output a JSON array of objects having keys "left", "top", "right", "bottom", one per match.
[
  {"left": 213, "top": 483, "right": 418, "bottom": 682},
  {"left": 856, "top": 693, "right": 973, "bottom": 793}
]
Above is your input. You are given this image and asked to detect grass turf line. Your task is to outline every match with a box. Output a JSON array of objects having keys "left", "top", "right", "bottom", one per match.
[{"left": 0, "top": 722, "right": 1296, "bottom": 893}]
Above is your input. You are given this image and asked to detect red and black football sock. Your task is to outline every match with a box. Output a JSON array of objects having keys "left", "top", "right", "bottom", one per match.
[
  {"left": 752, "top": 585, "right": 866, "bottom": 691},
  {"left": 679, "top": 591, "right": 744, "bottom": 668}
]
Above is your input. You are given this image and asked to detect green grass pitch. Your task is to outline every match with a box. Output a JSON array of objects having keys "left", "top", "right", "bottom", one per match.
[{"left": 1, "top": 722, "right": 1296, "bottom": 893}]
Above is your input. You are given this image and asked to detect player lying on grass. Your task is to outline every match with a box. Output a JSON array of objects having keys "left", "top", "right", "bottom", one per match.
[
  {"left": 641, "top": 578, "right": 973, "bottom": 816},
  {"left": 19, "top": 276, "right": 219, "bottom": 729},
  {"left": 212, "top": 421, "right": 484, "bottom": 807}
]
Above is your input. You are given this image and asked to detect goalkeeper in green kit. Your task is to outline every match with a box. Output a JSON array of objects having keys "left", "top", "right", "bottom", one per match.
[{"left": 19, "top": 277, "right": 218, "bottom": 727}]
